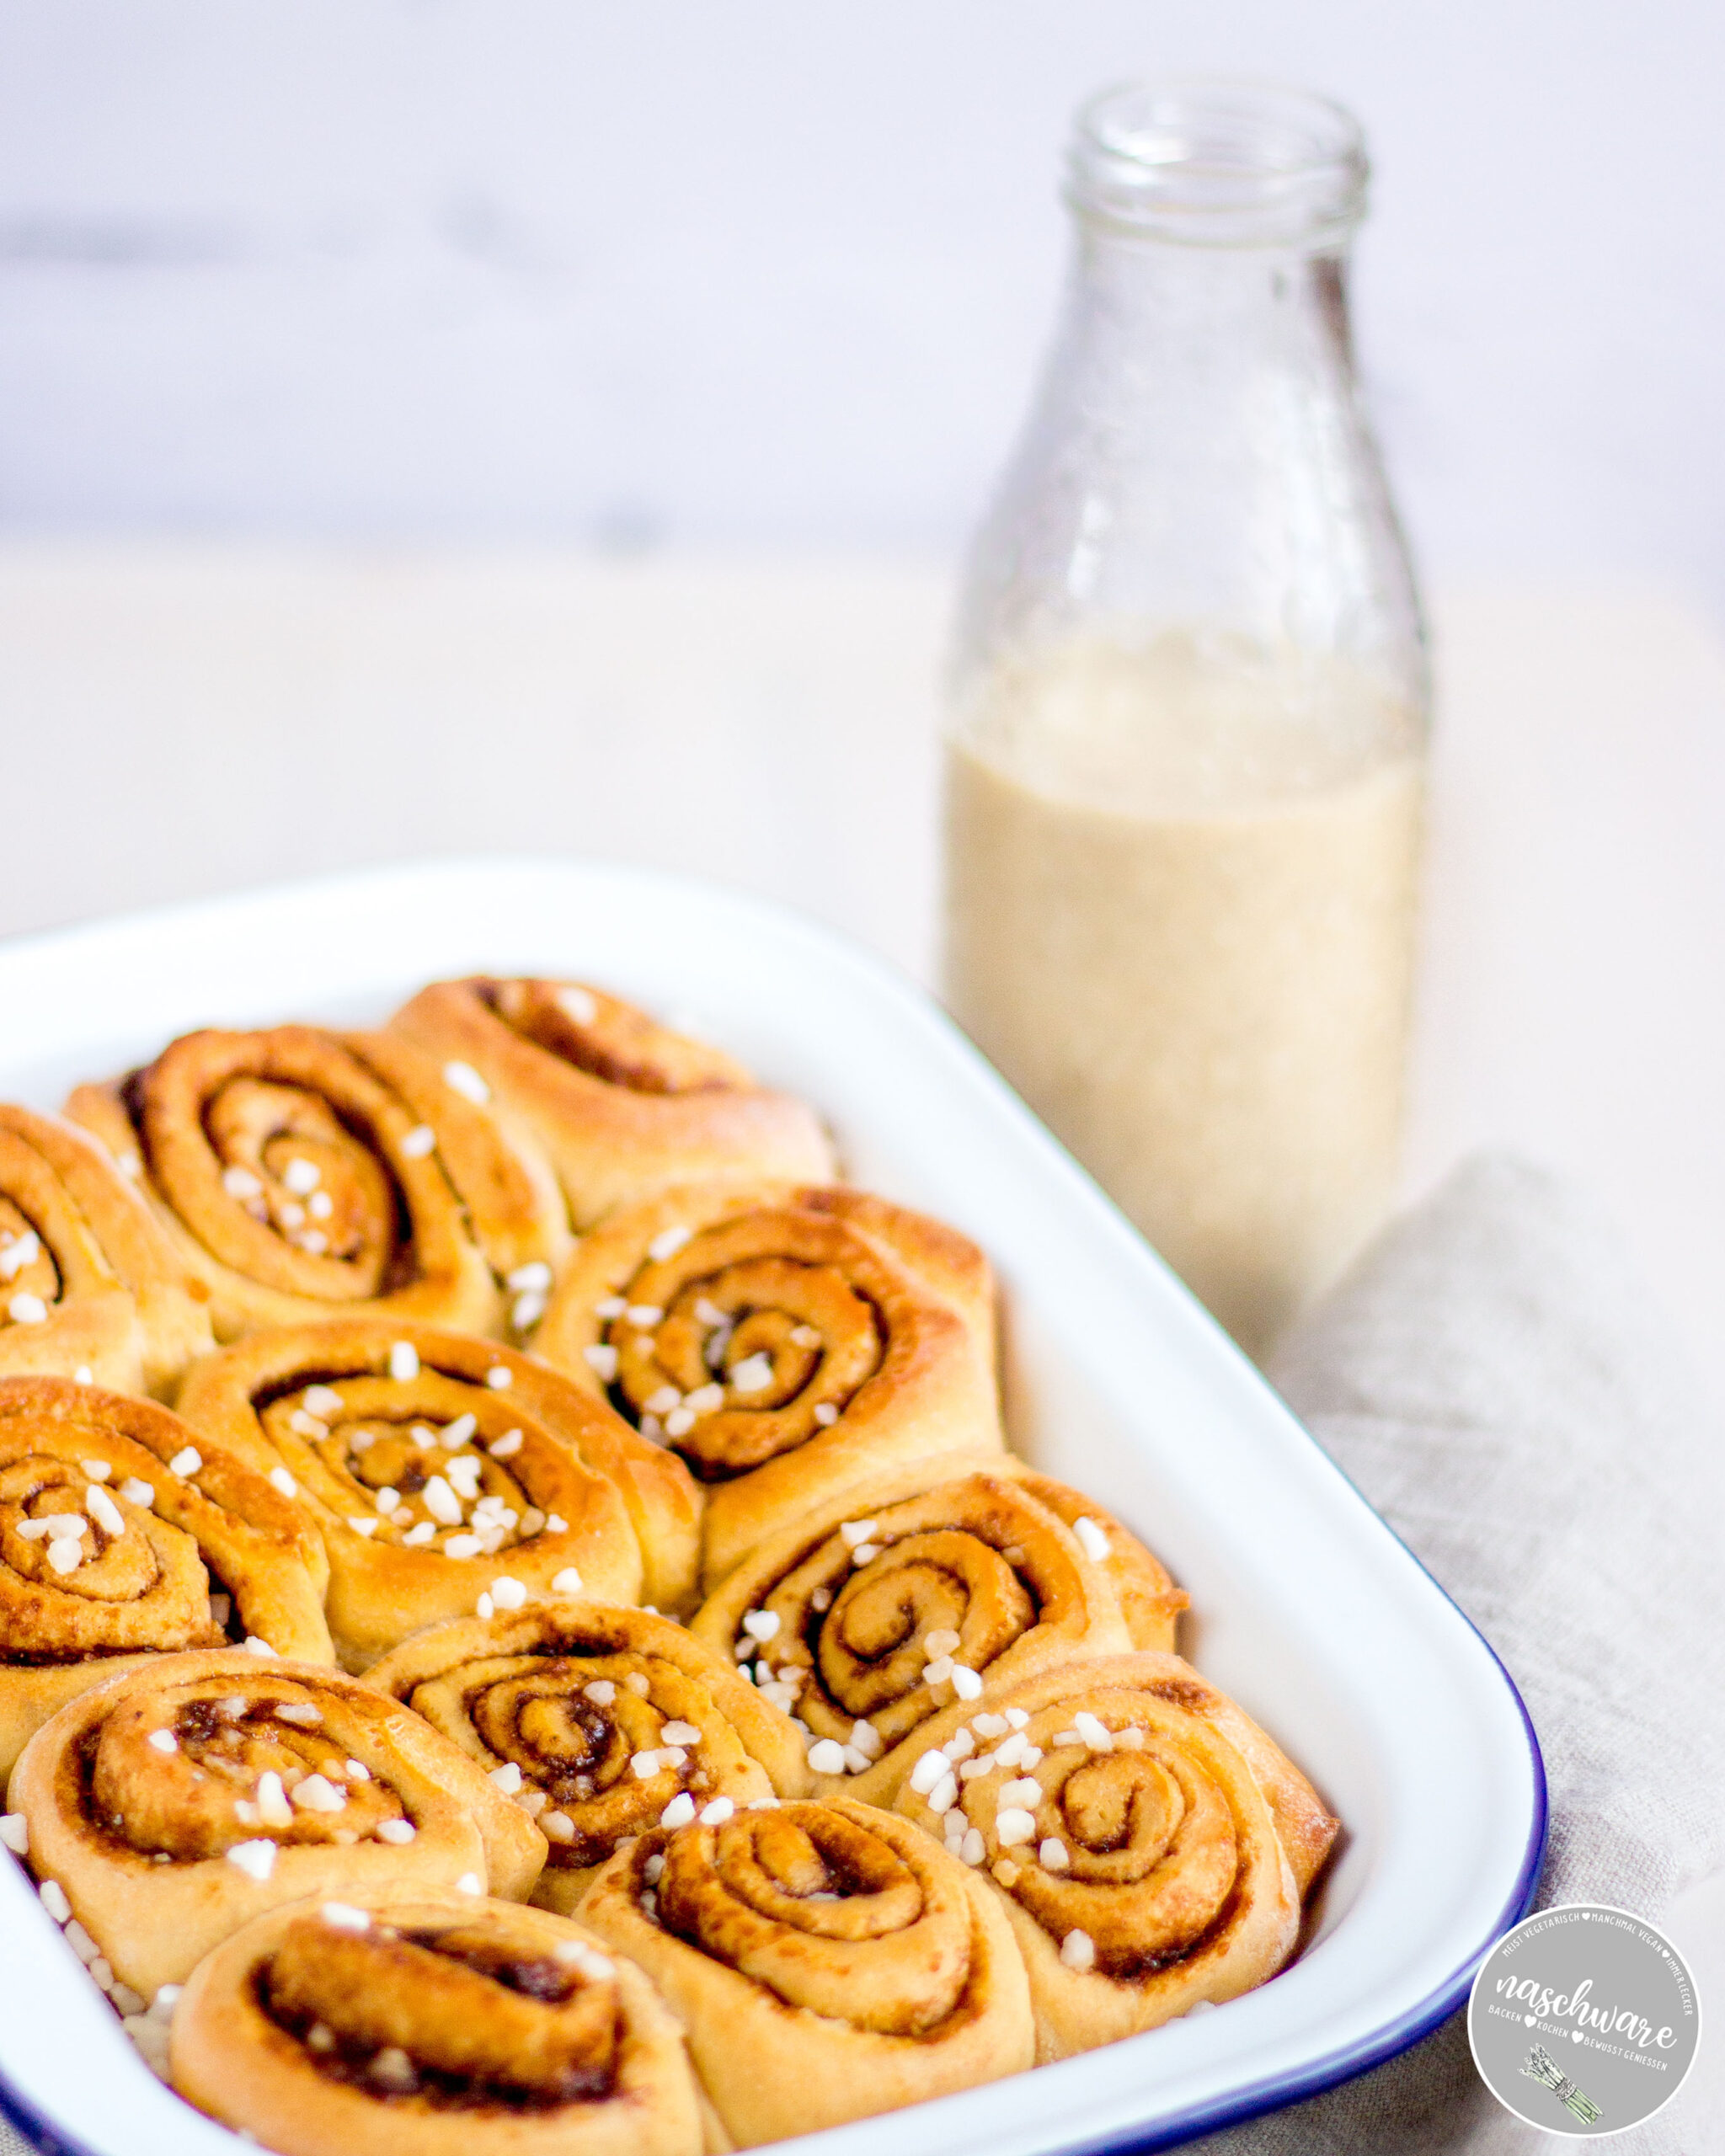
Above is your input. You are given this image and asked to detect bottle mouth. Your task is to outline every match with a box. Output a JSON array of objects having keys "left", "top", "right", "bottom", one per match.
[{"left": 1068, "top": 77, "right": 1368, "bottom": 248}]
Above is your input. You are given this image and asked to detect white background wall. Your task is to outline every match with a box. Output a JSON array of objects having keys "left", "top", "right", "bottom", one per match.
[{"left": 1, "top": 1, "right": 1721, "bottom": 613}]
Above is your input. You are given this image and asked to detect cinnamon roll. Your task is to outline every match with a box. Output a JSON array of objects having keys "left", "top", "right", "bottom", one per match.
[
  {"left": 892, "top": 1653, "right": 1339, "bottom": 2058},
  {"left": 66, "top": 1025, "right": 568, "bottom": 1344},
  {"left": 690, "top": 1461, "right": 1185, "bottom": 1803},
  {"left": 535, "top": 1182, "right": 1001, "bottom": 1588},
  {"left": 7, "top": 1651, "right": 546, "bottom": 1999},
  {"left": 577, "top": 1795, "right": 1033, "bottom": 2145},
  {"left": 171, "top": 1889, "right": 706, "bottom": 2156},
  {"left": 389, "top": 975, "right": 835, "bottom": 1229},
  {"left": 370, "top": 1599, "right": 808, "bottom": 1912},
  {"left": 0, "top": 1104, "right": 211, "bottom": 1396},
  {"left": 0, "top": 1375, "right": 329, "bottom": 1774},
  {"left": 174, "top": 1323, "right": 701, "bottom": 1665}
]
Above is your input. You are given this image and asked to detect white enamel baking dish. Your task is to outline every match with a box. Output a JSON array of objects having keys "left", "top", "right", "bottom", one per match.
[{"left": 0, "top": 857, "right": 1543, "bottom": 2156}]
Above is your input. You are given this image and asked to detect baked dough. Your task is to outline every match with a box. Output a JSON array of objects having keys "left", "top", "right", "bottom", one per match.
[
  {"left": 174, "top": 1322, "right": 700, "bottom": 1662},
  {"left": 67, "top": 1025, "right": 568, "bottom": 1343},
  {"left": 690, "top": 1458, "right": 1186, "bottom": 1803},
  {"left": 0, "top": 1103, "right": 211, "bottom": 1396},
  {"left": 534, "top": 1182, "right": 1002, "bottom": 1588},
  {"left": 576, "top": 1796, "right": 1032, "bottom": 2145},
  {"left": 892, "top": 1652, "right": 1338, "bottom": 2058},
  {"left": 8, "top": 1651, "right": 545, "bottom": 1999},
  {"left": 389, "top": 975, "right": 834, "bottom": 1229},
  {"left": 0, "top": 1374, "right": 330, "bottom": 1774},
  {"left": 370, "top": 1599, "right": 808, "bottom": 1912},
  {"left": 171, "top": 1889, "right": 706, "bottom": 2156}
]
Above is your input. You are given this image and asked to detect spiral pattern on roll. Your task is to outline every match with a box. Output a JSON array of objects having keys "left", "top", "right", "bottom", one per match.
[
  {"left": 93, "top": 1669, "right": 419, "bottom": 1861},
  {"left": 263, "top": 1908, "right": 624, "bottom": 2102},
  {"left": 388, "top": 976, "right": 836, "bottom": 1231},
  {"left": 169, "top": 1890, "right": 706, "bottom": 2156},
  {"left": 175, "top": 1322, "right": 701, "bottom": 1661},
  {"left": 66, "top": 1026, "right": 566, "bottom": 1342},
  {"left": 0, "top": 1374, "right": 329, "bottom": 1772},
  {"left": 665, "top": 1801, "right": 971, "bottom": 2029},
  {"left": 0, "top": 1103, "right": 211, "bottom": 1396},
  {"left": 575, "top": 1796, "right": 1033, "bottom": 2143},
  {"left": 478, "top": 979, "right": 761, "bottom": 1097},
  {"left": 891, "top": 1656, "right": 1336, "bottom": 2056},
  {"left": 582, "top": 1209, "right": 890, "bottom": 1476},
  {"left": 691, "top": 1465, "right": 1183, "bottom": 1801},
  {"left": 8, "top": 1650, "right": 546, "bottom": 1999},
  {"left": 537, "top": 1182, "right": 1001, "bottom": 1588},
  {"left": 369, "top": 1600, "right": 807, "bottom": 1904}
]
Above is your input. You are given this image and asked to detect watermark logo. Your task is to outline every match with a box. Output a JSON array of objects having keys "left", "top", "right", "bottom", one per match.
[{"left": 1468, "top": 1904, "right": 1701, "bottom": 2137}]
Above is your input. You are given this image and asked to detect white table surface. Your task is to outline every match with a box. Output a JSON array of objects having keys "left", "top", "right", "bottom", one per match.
[{"left": 0, "top": 542, "right": 1718, "bottom": 2109}]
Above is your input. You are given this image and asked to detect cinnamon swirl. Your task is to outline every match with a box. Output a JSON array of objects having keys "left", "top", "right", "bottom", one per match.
[
  {"left": 535, "top": 1182, "right": 1001, "bottom": 1588},
  {"left": 171, "top": 1889, "right": 706, "bottom": 2156},
  {"left": 0, "top": 1375, "right": 329, "bottom": 1774},
  {"left": 174, "top": 1323, "right": 701, "bottom": 1665},
  {"left": 691, "top": 1460, "right": 1185, "bottom": 1802},
  {"left": 67, "top": 1025, "right": 568, "bottom": 1344},
  {"left": 370, "top": 1599, "right": 808, "bottom": 1912},
  {"left": 7, "top": 1651, "right": 546, "bottom": 1999},
  {"left": 389, "top": 975, "right": 835, "bottom": 1229},
  {"left": 577, "top": 1795, "right": 1033, "bottom": 2144},
  {"left": 0, "top": 1104, "right": 211, "bottom": 1396},
  {"left": 892, "top": 1653, "right": 1338, "bottom": 2057}
]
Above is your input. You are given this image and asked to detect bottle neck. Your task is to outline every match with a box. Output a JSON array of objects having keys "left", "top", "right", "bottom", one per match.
[
  {"left": 1063, "top": 218, "right": 1355, "bottom": 388},
  {"left": 956, "top": 210, "right": 1423, "bottom": 713},
  {"left": 1051, "top": 76, "right": 1368, "bottom": 400},
  {"left": 951, "top": 76, "right": 1427, "bottom": 768},
  {"left": 1066, "top": 77, "right": 1368, "bottom": 249}
]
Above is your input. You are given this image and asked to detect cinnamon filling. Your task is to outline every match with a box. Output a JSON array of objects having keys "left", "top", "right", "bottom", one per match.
[
  {"left": 0, "top": 1198, "right": 60, "bottom": 1314},
  {"left": 485, "top": 978, "right": 748, "bottom": 1097},
  {"left": 598, "top": 1214, "right": 889, "bottom": 1479},
  {"left": 122, "top": 1033, "right": 426, "bottom": 1298},
  {"left": 0, "top": 1443, "right": 221, "bottom": 1651},
  {"left": 1002, "top": 1726, "right": 1249, "bottom": 1980},
  {"left": 255, "top": 1374, "right": 554, "bottom": 1556},
  {"left": 654, "top": 1806, "right": 971, "bottom": 2036},
  {"left": 261, "top": 1916, "right": 620, "bottom": 2107},
  {"left": 405, "top": 1651, "right": 727, "bottom": 1868},
  {"left": 83, "top": 1683, "right": 408, "bottom": 1860},
  {"left": 745, "top": 1480, "right": 1071, "bottom": 1751}
]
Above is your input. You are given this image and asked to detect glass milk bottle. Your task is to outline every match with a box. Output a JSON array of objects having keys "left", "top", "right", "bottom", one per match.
[{"left": 944, "top": 80, "right": 1429, "bottom": 1358}]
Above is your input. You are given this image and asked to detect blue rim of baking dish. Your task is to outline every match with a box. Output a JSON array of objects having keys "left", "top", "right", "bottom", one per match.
[{"left": 0, "top": 1593, "right": 1547, "bottom": 2156}]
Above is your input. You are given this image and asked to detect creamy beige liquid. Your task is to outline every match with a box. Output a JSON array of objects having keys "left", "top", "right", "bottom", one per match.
[{"left": 943, "top": 633, "right": 1425, "bottom": 1358}]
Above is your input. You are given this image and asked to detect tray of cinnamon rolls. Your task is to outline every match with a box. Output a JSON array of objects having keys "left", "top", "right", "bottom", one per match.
[{"left": 0, "top": 861, "right": 1544, "bottom": 2156}]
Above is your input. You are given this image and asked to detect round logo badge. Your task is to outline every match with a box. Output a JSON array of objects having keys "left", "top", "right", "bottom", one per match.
[{"left": 1468, "top": 1904, "right": 1701, "bottom": 2137}]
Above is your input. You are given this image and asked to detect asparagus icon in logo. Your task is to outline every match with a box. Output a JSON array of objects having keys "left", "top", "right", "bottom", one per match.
[{"left": 1522, "top": 2043, "right": 1604, "bottom": 2126}]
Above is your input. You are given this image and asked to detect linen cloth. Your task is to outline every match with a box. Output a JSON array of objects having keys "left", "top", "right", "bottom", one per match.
[
  {"left": 1195, "top": 1153, "right": 1725, "bottom": 2155},
  {"left": 2, "top": 1154, "right": 1719, "bottom": 2153}
]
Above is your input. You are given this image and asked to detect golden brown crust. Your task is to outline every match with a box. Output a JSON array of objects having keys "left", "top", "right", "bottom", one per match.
[
  {"left": 174, "top": 1323, "right": 702, "bottom": 1664},
  {"left": 534, "top": 1182, "right": 1002, "bottom": 1589},
  {"left": 792, "top": 1187, "right": 996, "bottom": 1326},
  {"left": 170, "top": 1889, "right": 705, "bottom": 2156},
  {"left": 1007, "top": 1470, "right": 1188, "bottom": 1652},
  {"left": 0, "top": 1375, "right": 331, "bottom": 1774},
  {"left": 8, "top": 1652, "right": 546, "bottom": 1999},
  {"left": 690, "top": 1458, "right": 1184, "bottom": 1803},
  {"left": 66, "top": 1026, "right": 568, "bottom": 1345},
  {"left": 388, "top": 978, "right": 836, "bottom": 1230},
  {"left": 370, "top": 1601, "right": 809, "bottom": 1911},
  {"left": 893, "top": 1652, "right": 1338, "bottom": 2059},
  {"left": 0, "top": 1104, "right": 212, "bottom": 1396},
  {"left": 575, "top": 1796, "right": 1033, "bottom": 2144}
]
